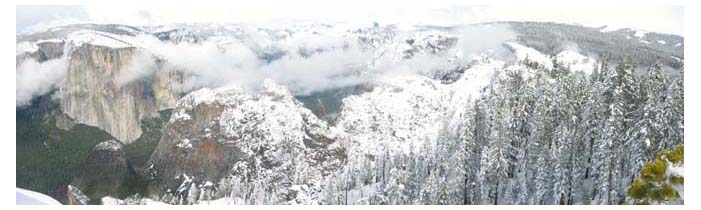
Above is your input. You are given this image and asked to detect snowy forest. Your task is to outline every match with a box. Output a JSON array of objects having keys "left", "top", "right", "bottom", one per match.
[
  {"left": 183, "top": 57, "right": 684, "bottom": 205},
  {"left": 314, "top": 58, "right": 684, "bottom": 205}
]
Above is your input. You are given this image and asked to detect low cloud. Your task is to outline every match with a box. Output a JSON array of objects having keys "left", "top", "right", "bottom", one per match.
[
  {"left": 16, "top": 23, "right": 518, "bottom": 106},
  {"left": 136, "top": 35, "right": 265, "bottom": 92},
  {"left": 454, "top": 24, "right": 517, "bottom": 60},
  {"left": 16, "top": 57, "right": 68, "bottom": 106},
  {"left": 115, "top": 24, "right": 518, "bottom": 96},
  {"left": 119, "top": 49, "right": 158, "bottom": 86}
]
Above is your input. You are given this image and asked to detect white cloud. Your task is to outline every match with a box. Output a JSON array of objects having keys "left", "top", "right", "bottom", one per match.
[
  {"left": 14, "top": 1, "right": 683, "bottom": 105},
  {"left": 119, "top": 30, "right": 372, "bottom": 95},
  {"left": 16, "top": 57, "right": 68, "bottom": 106},
  {"left": 116, "top": 24, "right": 516, "bottom": 96},
  {"left": 137, "top": 35, "right": 263, "bottom": 91},
  {"left": 118, "top": 49, "right": 157, "bottom": 86},
  {"left": 261, "top": 46, "right": 372, "bottom": 95},
  {"left": 14, "top": 23, "right": 518, "bottom": 106}
]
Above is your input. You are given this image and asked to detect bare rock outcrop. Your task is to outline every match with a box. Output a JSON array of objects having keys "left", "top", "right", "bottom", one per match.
[
  {"left": 57, "top": 44, "right": 183, "bottom": 143},
  {"left": 70, "top": 140, "right": 129, "bottom": 202},
  {"left": 67, "top": 185, "right": 90, "bottom": 205}
]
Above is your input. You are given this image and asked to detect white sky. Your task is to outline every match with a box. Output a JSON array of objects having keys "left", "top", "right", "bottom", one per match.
[{"left": 16, "top": 0, "right": 684, "bottom": 35}]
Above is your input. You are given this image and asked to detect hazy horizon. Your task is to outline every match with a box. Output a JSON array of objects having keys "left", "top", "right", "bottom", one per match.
[{"left": 17, "top": 1, "right": 683, "bottom": 35}]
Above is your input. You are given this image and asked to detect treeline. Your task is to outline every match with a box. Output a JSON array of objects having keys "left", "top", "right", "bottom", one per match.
[{"left": 509, "top": 21, "right": 684, "bottom": 69}]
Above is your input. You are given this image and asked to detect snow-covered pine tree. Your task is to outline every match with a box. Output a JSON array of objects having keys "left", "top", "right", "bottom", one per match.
[
  {"left": 465, "top": 98, "right": 487, "bottom": 204},
  {"left": 405, "top": 142, "right": 420, "bottom": 203},
  {"left": 524, "top": 70, "right": 555, "bottom": 204},
  {"left": 548, "top": 67, "right": 571, "bottom": 204},
  {"left": 501, "top": 68, "right": 534, "bottom": 204},
  {"left": 628, "top": 63, "right": 668, "bottom": 174},
  {"left": 384, "top": 167, "right": 407, "bottom": 204},
  {"left": 484, "top": 82, "right": 513, "bottom": 205},
  {"left": 472, "top": 92, "right": 493, "bottom": 204},
  {"left": 658, "top": 67, "right": 684, "bottom": 151}
]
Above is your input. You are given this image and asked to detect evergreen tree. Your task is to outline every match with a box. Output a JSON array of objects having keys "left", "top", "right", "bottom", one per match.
[{"left": 627, "top": 144, "right": 684, "bottom": 204}]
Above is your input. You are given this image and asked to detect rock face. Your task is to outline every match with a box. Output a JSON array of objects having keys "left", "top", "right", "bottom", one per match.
[
  {"left": 58, "top": 44, "right": 182, "bottom": 143},
  {"left": 146, "top": 80, "right": 345, "bottom": 204},
  {"left": 16, "top": 41, "right": 65, "bottom": 63},
  {"left": 67, "top": 185, "right": 90, "bottom": 205},
  {"left": 70, "top": 140, "right": 129, "bottom": 202},
  {"left": 17, "top": 24, "right": 185, "bottom": 143}
]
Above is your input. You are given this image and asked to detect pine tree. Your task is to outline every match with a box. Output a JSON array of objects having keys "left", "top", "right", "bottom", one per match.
[
  {"left": 405, "top": 143, "right": 419, "bottom": 203},
  {"left": 549, "top": 72, "right": 576, "bottom": 204},
  {"left": 466, "top": 98, "right": 488, "bottom": 204},
  {"left": 658, "top": 67, "right": 684, "bottom": 151},
  {"left": 482, "top": 82, "right": 513, "bottom": 205},
  {"left": 525, "top": 71, "right": 554, "bottom": 204},
  {"left": 628, "top": 63, "right": 668, "bottom": 172},
  {"left": 627, "top": 144, "right": 684, "bottom": 204},
  {"left": 384, "top": 167, "right": 407, "bottom": 204}
]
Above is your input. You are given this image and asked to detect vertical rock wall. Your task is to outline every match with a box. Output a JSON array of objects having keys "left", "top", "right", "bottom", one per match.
[{"left": 58, "top": 44, "right": 182, "bottom": 143}]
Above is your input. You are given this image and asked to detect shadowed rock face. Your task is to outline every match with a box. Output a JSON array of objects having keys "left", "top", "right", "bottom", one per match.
[
  {"left": 23, "top": 41, "right": 66, "bottom": 62},
  {"left": 147, "top": 102, "right": 233, "bottom": 189},
  {"left": 16, "top": 41, "right": 66, "bottom": 70},
  {"left": 57, "top": 44, "right": 183, "bottom": 143},
  {"left": 70, "top": 140, "right": 128, "bottom": 203}
]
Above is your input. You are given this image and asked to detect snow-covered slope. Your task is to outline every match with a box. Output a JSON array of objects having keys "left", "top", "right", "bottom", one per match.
[
  {"left": 337, "top": 75, "right": 448, "bottom": 155},
  {"left": 16, "top": 188, "right": 62, "bottom": 205},
  {"left": 145, "top": 55, "right": 508, "bottom": 204},
  {"left": 336, "top": 58, "right": 505, "bottom": 157},
  {"left": 504, "top": 41, "right": 553, "bottom": 69}
]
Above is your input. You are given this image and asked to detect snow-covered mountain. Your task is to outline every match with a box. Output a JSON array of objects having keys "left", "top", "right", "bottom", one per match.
[
  {"left": 16, "top": 21, "right": 684, "bottom": 205},
  {"left": 145, "top": 79, "right": 346, "bottom": 204}
]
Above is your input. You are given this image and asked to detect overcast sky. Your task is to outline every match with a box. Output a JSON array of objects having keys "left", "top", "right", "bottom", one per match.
[{"left": 16, "top": 1, "right": 684, "bottom": 35}]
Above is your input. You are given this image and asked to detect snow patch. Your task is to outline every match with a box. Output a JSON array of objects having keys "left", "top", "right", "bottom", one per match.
[
  {"left": 198, "top": 197, "right": 247, "bottom": 205},
  {"left": 671, "top": 56, "right": 683, "bottom": 63},
  {"left": 101, "top": 196, "right": 122, "bottom": 205},
  {"left": 666, "top": 160, "right": 684, "bottom": 202},
  {"left": 169, "top": 109, "right": 192, "bottom": 123},
  {"left": 176, "top": 86, "right": 250, "bottom": 109},
  {"left": 634, "top": 30, "right": 648, "bottom": 38},
  {"left": 504, "top": 42, "right": 553, "bottom": 69},
  {"left": 95, "top": 140, "right": 123, "bottom": 151},
  {"left": 101, "top": 196, "right": 169, "bottom": 205},
  {"left": 176, "top": 138, "right": 193, "bottom": 149},
  {"left": 66, "top": 30, "right": 134, "bottom": 48},
  {"left": 555, "top": 50, "right": 597, "bottom": 74},
  {"left": 599, "top": 25, "right": 618, "bottom": 33},
  {"left": 16, "top": 188, "right": 61, "bottom": 205}
]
